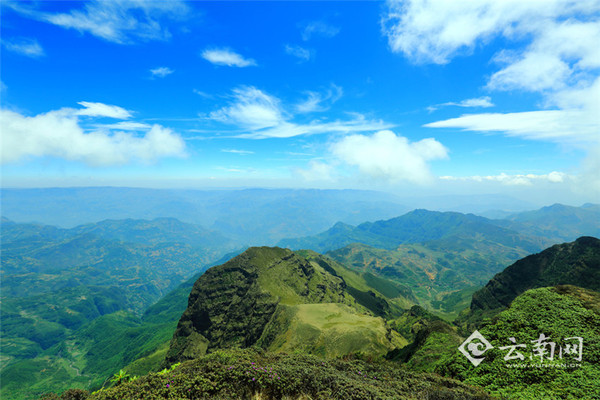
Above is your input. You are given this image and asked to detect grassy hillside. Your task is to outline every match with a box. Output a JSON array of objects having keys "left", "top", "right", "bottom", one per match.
[{"left": 165, "top": 247, "right": 407, "bottom": 366}]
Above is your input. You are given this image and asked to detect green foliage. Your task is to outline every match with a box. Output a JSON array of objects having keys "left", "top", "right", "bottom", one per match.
[
  {"left": 64, "top": 348, "right": 492, "bottom": 400},
  {"left": 460, "top": 236, "right": 600, "bottom": 331},
  {"left": 109, "top": 370, "right": 130, "bottom": 386},
  {"left": 437, "top": 286, "right": 600, "bottom": 399}
]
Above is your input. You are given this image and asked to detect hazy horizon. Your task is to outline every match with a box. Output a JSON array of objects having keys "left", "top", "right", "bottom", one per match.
[{"left": 1, "top": 1, "right": 598, "bottom": 207}]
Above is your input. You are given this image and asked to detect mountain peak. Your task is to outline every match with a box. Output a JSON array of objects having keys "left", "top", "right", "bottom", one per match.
[{"left": 165, "top": 246, "right": 354, "bottom": 364}]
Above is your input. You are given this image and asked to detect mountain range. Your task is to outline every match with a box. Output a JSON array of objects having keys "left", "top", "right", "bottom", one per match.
[
  {"left": 43, "top": 236, "right": 599, "bottom": 400},
  {"left": 2, "top": 202, "right": 600, "bottom": 399}
]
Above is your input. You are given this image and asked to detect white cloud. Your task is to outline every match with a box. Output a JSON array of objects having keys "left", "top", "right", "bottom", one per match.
[
  {"left": 442, "top": 96, "right": 494, "bottom": 108},
  {"left": 209, "top": 86, "right": 391, "bottom": 139},
  {"left": 76, "top": 101, "right": 132, "bottom": 119},
  {"left": 240, "top": 118, "right": 392, "bottom": 140},
  {"left": 285, "top": 44, "right": 311, "bottom": 61},
  {"left": 201, "top": 48, "right": 257, "bottom": 67},
  {"left": 221, "top": 149, "right": 254, "bottom": 155},
  {"left": 440, "top": 172, "right": 569, "bottom": 186},
  {"left": 425, "top": 108, "right": 599, "bottom": 145},
  {"left": 382, "top": 0, "right": 599, "bottom": 65},
  {"left": 429, "top": 96, "right": 494, "bottom": 111},
  {"left": 2, "top": 37, "right": 45, "bottom": 57},
  {"left": 296, "top": 84, "right": 343, "bottom": 113},
  {"left": 10, "top": 0, "right": 189, "bottom": 44},
  {"left": 302, "top": 21, "right": 340, "bottom": 41},
  {"left": 0, "top": 103, "right": 186, "bottom": 166},
  {"left": 488, "top": 19, "right": 600, "bottom": 92},
  {"left": 384, "top": 1, "right": 600, "bottom": 148},
  {"left": 210, "top": 87, "right": 283, "bottom": 130},
  {"left": 331, "top": 130, "right": 448, "bottom": 184},
  {"left": 150, "top": 66, "right": 174, "bottom": 78}
]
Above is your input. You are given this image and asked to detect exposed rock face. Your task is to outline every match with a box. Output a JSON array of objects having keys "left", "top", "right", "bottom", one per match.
[{"left": 165, "top": 247, "right": 351, "bottom": 364}]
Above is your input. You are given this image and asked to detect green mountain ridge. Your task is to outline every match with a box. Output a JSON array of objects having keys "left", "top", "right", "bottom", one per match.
[
  {"left": 278, "top": 208, "right": 551, "bottom": 253},
  {"left": 460, "top": 236, "right": 600, "bottom": 330},
  {"left": 165, "top": 247, "right": 407, "bottom": 365}
]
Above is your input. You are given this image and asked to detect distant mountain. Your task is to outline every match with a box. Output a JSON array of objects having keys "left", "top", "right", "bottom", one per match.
[
  {"left": 492, "top": 203, "right": 600, "bottom": 242},
  {"left": 326, "top": 241, "right": 517, "bottom": 318},
  {"left": 71, "top": 217, "right": 232, "bottom": 249},
  {"left": 165, "top": 247, "right": 408, "bottom": 366},
  {"left": 1, "top": 187, "right": 408, "bottom": 245},
  {"left": 278, "top": 209, "right": 552, "bottom": 317},
  {"left": 278, "top": 209, "right": 548, "bottom": 253},
  {"left": 461, "top": 236, "right": 600, "bottom": 328}
]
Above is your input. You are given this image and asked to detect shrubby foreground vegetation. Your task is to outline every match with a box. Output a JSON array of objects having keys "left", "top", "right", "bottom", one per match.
[{"left": 42, "top": 349, "right": 491, "bottom": 400}]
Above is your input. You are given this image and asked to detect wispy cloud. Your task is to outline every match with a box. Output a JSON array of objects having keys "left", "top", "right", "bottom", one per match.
[
  {"left": 440, "top": 172, "right": 569, "bottom": 186},
  {"left": 210, "top": 86, "right": 283, "bottom": 130},
  {"left": 429, "top": 96, "right": 494, "bottom": 112},
  {"left": 302, "top": 21, "right": 340, "bottom": 41},
  {"left": 221, "top": 149, "right": 254, "bottom": 155},
  {"left": 201, "top": 48, "right": 257, "bottom": 67},
  {"left": 150, "top": 66, "right": 174, "bottom": 78},
  {"left": 0, "top": 102, "right": 186, "bottom": 166},
  {"left": 7, "top": 1, "right": 189, "bottom": 44},
  {"left": 98, "top": 121, "right": 152, "bottom": 131},
  {"left": 193, "top": 89, "right": 213, "bottom": 99},
  {"left": 425, "top": 106, "right": 599, "bottom": 146},
  {"left": 209, "top": 86, "right": 391, "bottom": 139},
  {"left": 76, "top": 101, "right": 132, "bottom": 119},
  {"left": 296, "top": 84, "right": 343, "bottom": 113},
  {"left": 2, "top": 38, "right": 45, "bottom": 58},
  {"left": 285, "top": 44, "right": 311, "bottom": 61}
]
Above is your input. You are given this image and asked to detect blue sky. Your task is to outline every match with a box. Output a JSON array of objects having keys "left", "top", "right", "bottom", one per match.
[{"left": 1, "top": 0, "right": 599, "bottom": 205}]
